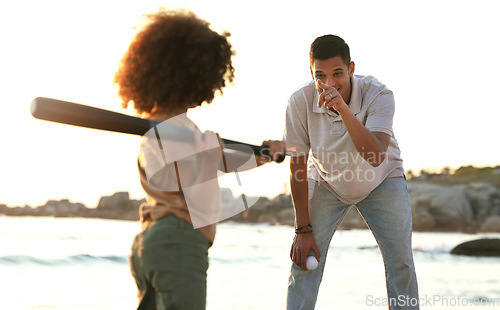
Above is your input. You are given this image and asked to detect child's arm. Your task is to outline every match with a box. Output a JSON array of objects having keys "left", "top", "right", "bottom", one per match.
[{"left": 221, "top": 138, "right": 286, "bottom": 172}]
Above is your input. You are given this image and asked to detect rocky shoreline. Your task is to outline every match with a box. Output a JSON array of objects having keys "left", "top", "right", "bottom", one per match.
[
  {"left": 0, "top": 192, "right": 144, "bottom": 221},
  {"left": 1, "top": 181, "right": 500, "bottom": 233}
]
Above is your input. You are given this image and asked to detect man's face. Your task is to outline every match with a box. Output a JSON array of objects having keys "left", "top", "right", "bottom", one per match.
[{"left": 311, "top": 56, "right": 355, "bottom": 104}]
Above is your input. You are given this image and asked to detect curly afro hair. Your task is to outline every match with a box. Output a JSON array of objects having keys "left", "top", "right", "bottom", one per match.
[{"left": 114, "top": 9, "right": 235, "bottom": 114}]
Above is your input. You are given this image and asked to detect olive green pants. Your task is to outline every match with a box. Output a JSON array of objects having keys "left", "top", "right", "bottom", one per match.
[{"left": 130, "top": 214, "right": 211, "bottom": 310}]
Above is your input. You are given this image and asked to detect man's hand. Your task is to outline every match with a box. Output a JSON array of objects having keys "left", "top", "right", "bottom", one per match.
[
  {"left": 316, "top": 79, "right": 390, "bottom": 167},
  {"left": 290, "top": 233, "right": 320, "bottom": 271},
  {"left": 256, "top": 140, "right": 286, "bottom": 165},
  {"left": 316, "top": 79, "right": 349, "bottom": 115}
]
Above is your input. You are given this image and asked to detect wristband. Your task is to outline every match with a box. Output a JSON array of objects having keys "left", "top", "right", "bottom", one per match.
[
  {"left": 295, "top": 229, "right": 313, "bottom": 234},
  {"left": 295, "top": 223, "right": 312, "bottom": 232}
]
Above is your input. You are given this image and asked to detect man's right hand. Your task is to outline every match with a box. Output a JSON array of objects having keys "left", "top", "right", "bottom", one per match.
[{"left": 290, "top": 232, "right": 321, "bottom": 271}]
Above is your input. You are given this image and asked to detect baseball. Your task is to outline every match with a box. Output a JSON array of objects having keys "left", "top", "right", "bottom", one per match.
[{"left": 306, "top": 256, "right": 318, "bottom": 270}]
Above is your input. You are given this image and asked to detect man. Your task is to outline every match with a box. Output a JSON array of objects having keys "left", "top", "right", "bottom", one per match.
[{"left": 284, "top": 34, "right": 419, "bottom": 309}]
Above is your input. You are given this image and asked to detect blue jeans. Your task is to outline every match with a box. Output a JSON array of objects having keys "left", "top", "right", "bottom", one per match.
[{"left": 287, "top": 177, "right": 419, "bottom": 309}]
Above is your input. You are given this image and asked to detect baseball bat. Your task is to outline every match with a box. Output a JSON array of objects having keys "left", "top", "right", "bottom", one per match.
[{"left": 30, "top": 97, "right": 286, "bottom": 162}]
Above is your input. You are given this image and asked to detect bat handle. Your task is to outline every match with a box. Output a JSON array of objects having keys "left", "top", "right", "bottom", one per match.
[
  {"left": 222, "top": 139, "right": 286, "bottom": 163},
  {"left": 259, "top": 147, "right": 286, "bottom": 163}
]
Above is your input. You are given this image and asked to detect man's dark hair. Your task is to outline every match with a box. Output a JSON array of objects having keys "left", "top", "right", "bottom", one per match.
[{"left": 310, "top": 35, "right": 351, "bottom": 67}]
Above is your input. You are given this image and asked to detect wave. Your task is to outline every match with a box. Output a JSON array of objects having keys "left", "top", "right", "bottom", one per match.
[
  {"left": 357, "top": 245, "right": 452, "bottom": 254},
  {"left": 0, "top": 254, "right": 128, "bottom": 266}
]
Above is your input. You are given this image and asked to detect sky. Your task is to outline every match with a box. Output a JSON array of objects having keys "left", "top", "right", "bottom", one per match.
[{"left": 1, "top": 0, "right": 499, "bottom": 207}]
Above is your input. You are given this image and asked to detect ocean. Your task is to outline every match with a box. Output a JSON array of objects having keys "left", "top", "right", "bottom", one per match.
[{"left": 0, "top": 216, "right": 499, "bottom": 309}]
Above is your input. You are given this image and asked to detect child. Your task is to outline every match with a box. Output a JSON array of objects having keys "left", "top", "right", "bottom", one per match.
[{"left": 113, "top": 8, "right": 285, "bottom": 309}]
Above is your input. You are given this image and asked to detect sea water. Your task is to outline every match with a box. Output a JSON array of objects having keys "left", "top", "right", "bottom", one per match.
[{"left": 0, "top": 216, "right": 499, "bottom": 309}]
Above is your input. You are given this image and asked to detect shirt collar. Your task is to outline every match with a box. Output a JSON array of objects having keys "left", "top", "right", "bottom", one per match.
[{"left": 312, "top": 76, "right": 362, "bottom": 115}]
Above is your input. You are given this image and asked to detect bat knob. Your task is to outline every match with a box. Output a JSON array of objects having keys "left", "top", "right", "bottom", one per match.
[
  {"left": 274, "top": 153, "right": 286, "bottom": 164},
  {"left": 260, "top": 148, "right": 286, "bottom": 164}
]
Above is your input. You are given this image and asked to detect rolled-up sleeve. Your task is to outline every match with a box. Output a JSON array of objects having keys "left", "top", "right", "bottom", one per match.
[
  {"left": 284, "top": 93, "right": 310, "bottom": 156},
  {"left": 365, "top": 90, "right": 395, "bottom": 136}
]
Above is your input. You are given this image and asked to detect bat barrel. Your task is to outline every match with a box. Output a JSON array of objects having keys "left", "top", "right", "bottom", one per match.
[{"left": 30, "top": 97, "right": 153, "bottom": 136}]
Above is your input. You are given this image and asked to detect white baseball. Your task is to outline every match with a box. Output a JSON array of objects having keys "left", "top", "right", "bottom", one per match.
[{"left": 306, "top": 256, "right": 318, "bottom": 270}]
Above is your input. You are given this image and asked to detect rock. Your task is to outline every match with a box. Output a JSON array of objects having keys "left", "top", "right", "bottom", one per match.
[
  {"left": 257, "top": 212, "right": 279, "bottom": 224},
  {"left": 41, "top": 199, "right": 88, "bottom": 217},
  {"left": 223, "top": 192, "right": 295, "bottom": 226},
  {"left": 0, "top": 204, "right": 8, "bottom": 213},
  {"left": 450, "top": 238, "right": 500, "bottom": 257},
  {"left": 95, "top": 192, "right": 142, "bottom": 220},
  {"left": 465, "top": 182, "right": 500, "bottom": 225},
  {"left": 411, "top": 207, "right": 437, "bottom": 231},
  {"left": 408, "top": 182, "right": 474, "bottom": 231},
  {"left": 97, "top": 192, "right": 132, "bottom": 210},
  {"left": 271, "top": 193, "right": 293, "bottom": 211},
  {"left": 277, "top": 209, "right": 295, "bottom": 226},
  {"left": 479, "top": 216, "right": 500, "bottom": 233},
  {"left": 238, "top": 196, "right": 272, "bottom": 223}
]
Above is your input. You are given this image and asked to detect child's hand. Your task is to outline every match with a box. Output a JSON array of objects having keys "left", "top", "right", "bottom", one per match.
[{"left": 256, "top": 140, "right": 287, "bottom": 165}]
